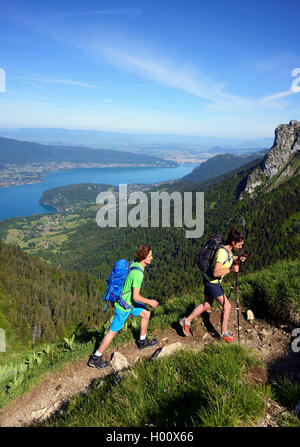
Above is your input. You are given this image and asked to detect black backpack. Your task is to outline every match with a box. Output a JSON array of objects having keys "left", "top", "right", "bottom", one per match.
[{"left": 197, "top": 234, "right": 230, "bottom": 278}]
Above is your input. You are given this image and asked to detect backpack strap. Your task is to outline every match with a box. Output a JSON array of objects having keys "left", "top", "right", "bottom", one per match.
[
  {"left": 118, "top": 265, "right": 144, "bottom": 310},
  {"left": 129, "top": 266, "right": 144, "bottom": 276},
  {"left": 219, "top": 245, "right": 231, "bottom": 264},
  {"left": 116, "top": 295, "right": 133, "bottom": 310},
  {"left": 103, "top": 282, "right": 114, "bottom": 312},
  {"left": 205, "top": 246, "right": 231, "bottom": 281},
  {"left": 129, "top": 266, "right": 144, "bottom": 292}
]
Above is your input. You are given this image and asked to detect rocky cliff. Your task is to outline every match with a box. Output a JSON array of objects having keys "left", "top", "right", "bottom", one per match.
[{"left": 241, "top": 120, "right": 300, "bottom": 197}]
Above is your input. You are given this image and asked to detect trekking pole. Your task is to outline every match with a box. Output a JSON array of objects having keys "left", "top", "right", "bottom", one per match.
[
  {"left": 235, "top": 260, "right": 240, "bottom": 344},
  {"left": 227, "top": 280, "right": 235, "bottom": 300}
]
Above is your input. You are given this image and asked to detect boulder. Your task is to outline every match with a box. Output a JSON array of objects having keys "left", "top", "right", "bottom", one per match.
[
  {"left": 110, "top": 352, "right": 129, "bottom": 372},
  {"left": 246, "top": 310, "right": 255, "bottom": 322},
  {"left": 31, "top": 407, "right": 48, "bottom": 419},
  {"left": 152, "top": 342, "right": 183, "bottom": 360}
]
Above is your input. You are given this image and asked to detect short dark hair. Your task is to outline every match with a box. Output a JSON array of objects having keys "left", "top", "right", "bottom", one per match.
[
  {"left": 136, "top": 245, "right": 152, "bottom": 262},
  {"left": 225, "top": 228, "right": 244, "bottom": 245}
]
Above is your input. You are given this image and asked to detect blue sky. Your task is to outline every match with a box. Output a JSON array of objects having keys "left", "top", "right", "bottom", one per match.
[{"left": 0, "top": 0, "right": 299, "bottom": 138}]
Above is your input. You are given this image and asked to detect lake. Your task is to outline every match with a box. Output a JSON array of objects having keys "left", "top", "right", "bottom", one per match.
[{"left": 0, "top": 163, "right": 198, "bottom": 221}]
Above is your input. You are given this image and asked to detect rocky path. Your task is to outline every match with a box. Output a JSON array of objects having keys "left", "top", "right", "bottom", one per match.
[{"left": 0, "top": 307, "right": 299, "bottom": 427}]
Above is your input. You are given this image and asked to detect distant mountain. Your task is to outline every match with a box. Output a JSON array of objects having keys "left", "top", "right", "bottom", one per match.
[
  {"left": 241, "top": 120, "right": 300, "bottom": 197},
  {"left": 209, "top": 146, "right": 269, "bottom": 155},
  {"left": 0, "top": 127, "right": 271, "bottom": 151},
  {"left": 0, "top": 136, "right": 177, "bottom": 166},
  {"left": 181, "top": 150, "right": 268, "bottom": 182}
]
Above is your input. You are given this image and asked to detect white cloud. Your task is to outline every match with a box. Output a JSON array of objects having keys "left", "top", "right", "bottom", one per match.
[
  {"left": 262, "top": 89, "right": 295, "bottom": 102},
  {"left": 14, "top": 76, "right": 101, "bottom": 89},
  {"left": 54, "top": 8, "right": 142, "bottom": 19},
  {"left": 88, "top": 44, "right": 285, "bottom": 114},
  {"left": 261, "top": 68, "right": 300, "bottom": 102},
  {"left": 96, "top": 46, "right": 223, "bottom": 102},
  {"left": 90, "top": 44, "right": 300, "bottom": 123}
]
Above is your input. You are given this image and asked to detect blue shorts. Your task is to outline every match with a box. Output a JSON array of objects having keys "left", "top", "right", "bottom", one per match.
[
  {"left": 110, "top": 301, "right": 146, "bottom": 332},
  {"left": 203, "top": 277, "right": 224, "bottom": 299}
]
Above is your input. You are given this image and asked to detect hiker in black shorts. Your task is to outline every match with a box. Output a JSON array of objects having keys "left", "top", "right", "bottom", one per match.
[{"left": 180, "top": 229, "right": 246, "bottom": 342}]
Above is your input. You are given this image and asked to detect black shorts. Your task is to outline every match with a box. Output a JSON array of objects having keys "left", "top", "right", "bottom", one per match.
[{"left": 203, "top": 276, "right": 224, "bottom": 299}]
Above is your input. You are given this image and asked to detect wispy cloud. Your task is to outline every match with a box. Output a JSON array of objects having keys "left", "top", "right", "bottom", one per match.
[
  {"left": 88, "top": 44, "right": 264, "bottom": 113},
  {"left": 87, "top": 43, "right": 300, "bottom": 115},
  {"left": 262, "top": 89, "right": 295, "bottom": 102},
  {"left": 14, "top": 76, "right": 101, "bottom": 89},
  {"left": 54, "top": 8, "right": 142, "bottom": 19},
  {"left": 262, "top": 68, "right": 300, "bottom": 102},
  {"left": 93, "top": 45, "right": 228, "bottom": 103}
]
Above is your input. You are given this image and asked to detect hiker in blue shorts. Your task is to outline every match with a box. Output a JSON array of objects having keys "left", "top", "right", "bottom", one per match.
[{"left": 88, "top": 246, "right": 159, "bottom": 369}]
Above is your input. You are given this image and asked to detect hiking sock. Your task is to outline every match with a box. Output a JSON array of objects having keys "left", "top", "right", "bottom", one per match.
[
  {"left": 94, "top": 351, "right": 103, "bottom": 357},
  {"left": 140, "top": 334, "right": 147, "bottom": 341}
]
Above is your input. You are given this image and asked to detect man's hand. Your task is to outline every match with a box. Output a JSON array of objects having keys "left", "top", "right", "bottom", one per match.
[
  {"left": 240, "top": 256, "right": 246, "bottom": 263},
  {"left": 149, "top": 299, "right": 159, "bottom": 308},
  {"left": 231, "top": 264, "right": 239, "bottom": 273}
]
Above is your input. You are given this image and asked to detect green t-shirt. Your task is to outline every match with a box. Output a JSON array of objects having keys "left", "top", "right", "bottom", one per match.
[
  {"left": 115, "top": 262, "right": 144, "bottom": 312},
  {"left": 203, "top": 247, "right": 233, "bottom": 284}
]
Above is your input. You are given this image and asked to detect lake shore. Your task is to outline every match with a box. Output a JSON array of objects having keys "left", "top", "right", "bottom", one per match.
[
  {"left": 0, "top": 161, "right": 179, "bottom": 188},
  {"left": 0, "top": 163, "right": 197, "bottom": 221}
]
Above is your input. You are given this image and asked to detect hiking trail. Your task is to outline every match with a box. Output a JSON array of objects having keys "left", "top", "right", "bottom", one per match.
[{"left": 0, "top": 306, "right": 299, "bottom": 427}]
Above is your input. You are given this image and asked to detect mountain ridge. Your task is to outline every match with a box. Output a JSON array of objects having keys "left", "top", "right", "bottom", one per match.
[
  {"left": 241, "top": 120, "right": 300, "bottom": 197},
  {"left": 0, "top": 136, "right": 176, "bottom": 166},
  {"left": 181, "top": 150, "right": 268, "bottom": 182}
]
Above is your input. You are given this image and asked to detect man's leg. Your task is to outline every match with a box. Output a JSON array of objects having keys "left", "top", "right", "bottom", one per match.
[
  {"left": 186, "top": 296, "right": 213, "bottom": 325},
  {"left": 136, "top": 308, "right": 158, "bottom": 350},
  {"left": 140, "top": 309, "right": 151, "bottom": 337},
  {"left": 180, "top": 296, "right": 213, "bottom": 336},
  {"left": 89, "top": 308, "right": 128, "bottom": 368},
  {"left": 96, "top": 329, "right": 118, "bottom": 355},
  {"left": 215, "top": 293, "right": 233, "bottom": 338}
]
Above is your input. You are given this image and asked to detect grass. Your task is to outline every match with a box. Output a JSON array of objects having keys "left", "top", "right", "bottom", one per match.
[
  {"left": 1, "top": 260, "right": 300, "bottom": 425},
  {"left": 272, "top": 376, "right": 300, "bottom": 410},
  {"left": 0, "top": 339, "right": 96, "bottom": 409},
  {"left": 0, "top": 291, "right": 227, "bottom": 412},
  {"left": 36, "top": 343, "right": 266, "bottom": 427},
  {"left": 238, "top": 260, "right": 300, "bottom": 326},
  {"left": 270, "top": 376, "right": 300, "bottom": 427}
]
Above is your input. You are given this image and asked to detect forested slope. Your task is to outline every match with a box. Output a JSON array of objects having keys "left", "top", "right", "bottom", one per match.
[
  {"left": 24, "top": 165, "right": 300, "bottom": 302},
  {"left": 0, "top": 240, "right": 106, "bottom": 349}
]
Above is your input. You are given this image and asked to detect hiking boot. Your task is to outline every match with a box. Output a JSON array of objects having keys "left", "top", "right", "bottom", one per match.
[
  {"left": 137, "top": 337, "right": 158, "bottom": 350},
  {"left": 221, "top": 332, "right": 237, "bottom": 343},
  {"left": 88, "top": 354, "right": 109, "bottom": 369},
  {"left": 179, "top": 318, "right": 191, "bottom": 336}
]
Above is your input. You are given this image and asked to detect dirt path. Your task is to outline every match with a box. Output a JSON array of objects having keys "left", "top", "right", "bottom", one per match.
[{"left": 0, "top": 307, "right": 299, "bottom": 427}]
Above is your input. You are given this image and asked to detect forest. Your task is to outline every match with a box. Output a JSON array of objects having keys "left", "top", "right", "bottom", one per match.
[{"left": 0, "top": 156, "right": 299, "bottom": 349}]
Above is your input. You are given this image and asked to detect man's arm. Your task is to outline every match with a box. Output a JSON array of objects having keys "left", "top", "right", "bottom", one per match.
[
  {"left": 132, "top": 288, "right": 159, "bottom": 308},
  {"left": 213, "top": 261, "right": 239, "bottom": 278}
]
